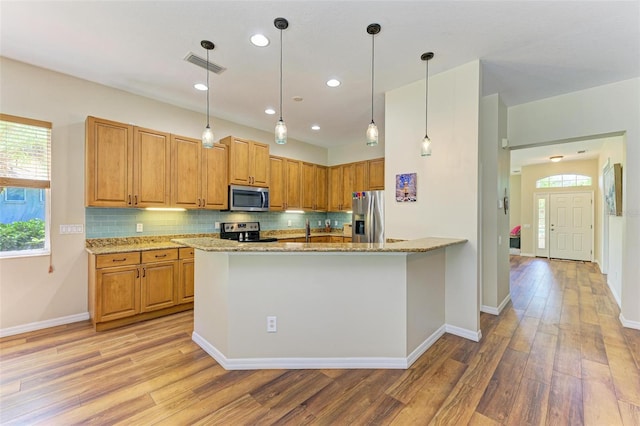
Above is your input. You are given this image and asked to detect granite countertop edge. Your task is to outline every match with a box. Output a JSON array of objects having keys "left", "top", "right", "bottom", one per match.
[{"left": 171, "top": 237, "right": 467, "bottom": 253}]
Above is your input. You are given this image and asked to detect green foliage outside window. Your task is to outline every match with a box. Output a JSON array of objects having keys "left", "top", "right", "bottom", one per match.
[{"left": 0, "top": 219, "right": 45, "bottom": 251}]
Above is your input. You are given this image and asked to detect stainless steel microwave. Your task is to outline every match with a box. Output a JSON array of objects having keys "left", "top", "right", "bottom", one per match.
[{"left": 228, "top": 185, "right": 269, "bottom": 212}]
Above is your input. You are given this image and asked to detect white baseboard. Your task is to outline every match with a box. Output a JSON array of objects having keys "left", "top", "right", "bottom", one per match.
[
  {"left": 619, "top": 313, "right": 640, "bottom": 330},
  {"left": 192, "top": 326, "right": 447, "bottom": 370},
  {"left": 0, "top": 312, "right": 90, "bottom": 338},
  {"left": 444, "top": 324, "right": 482, "bottom": 342},
  {"left": 481, "top": 293, "right": 511, "bottom": 316},
  {"left": 519, "top": 252, "right": 535, "bottom": 257},
  {"left": 607, "top": 280, "right": 622, "bottom": 308}
]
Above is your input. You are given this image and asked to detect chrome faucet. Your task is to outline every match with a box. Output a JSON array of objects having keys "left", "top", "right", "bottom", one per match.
[{"left": 305, "top": 219, "right": 310, "bottom": 243}]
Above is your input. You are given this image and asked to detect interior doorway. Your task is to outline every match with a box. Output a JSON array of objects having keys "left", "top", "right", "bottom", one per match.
[{"left": 534, "top": 191, "right": 594, "bottom": 261}]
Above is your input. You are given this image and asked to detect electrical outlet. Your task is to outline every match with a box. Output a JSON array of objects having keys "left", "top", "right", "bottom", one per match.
[
  {"left": 267, "top": 316, "right": 277, "bottom": 332},
  {"left": 334, "top": 220, "right": 338, "bottom": 226},
  {"left": 287, "top": 220, "right": 292, "bottom": 227},
  {"left": 136, "top": 223, "right": 143, "bottom": 232},
  {"left": 498, "top": 235, "right": 502, "bottom": 245},
  {"left": 318, "top": 220, "right": 322, "bottom": 226},
  {"left": 214, "top": 222, "right": 220, "bottom": 229}
]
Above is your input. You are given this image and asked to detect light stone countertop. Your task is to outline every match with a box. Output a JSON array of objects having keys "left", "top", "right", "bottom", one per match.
[{"left": 171, "top": 236, "right": 467, "bottom": 253}]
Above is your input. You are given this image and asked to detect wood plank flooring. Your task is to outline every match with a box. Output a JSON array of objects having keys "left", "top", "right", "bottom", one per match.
[{"left": 1, "top": 256, "right": 639, "bottom": 424}]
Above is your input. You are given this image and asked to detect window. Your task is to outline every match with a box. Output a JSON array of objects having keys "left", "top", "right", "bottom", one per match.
[
  {"left": 0, "top": 114, "right": 52, "bottom": 257},
  {"left": 536, "top": 174, "right": 592, "bottom": 188}
]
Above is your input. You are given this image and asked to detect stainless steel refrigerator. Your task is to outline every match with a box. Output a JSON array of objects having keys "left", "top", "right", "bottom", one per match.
[{"left": 352, "top": 191, "right": 384, "bottom": 243}]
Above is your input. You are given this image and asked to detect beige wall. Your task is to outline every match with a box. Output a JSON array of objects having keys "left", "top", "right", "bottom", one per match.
[
  {"left": 509, "top": 174, "right": 522, "bottom": 231},
  {"left": 0, "top": 57, "right": 328, "bottom": 332},
  {"left": 385, "top": 60, "right": 481, "bottom": 337},
  {"left": 519, "top": 159, "right": 599, "bottom": 256}
]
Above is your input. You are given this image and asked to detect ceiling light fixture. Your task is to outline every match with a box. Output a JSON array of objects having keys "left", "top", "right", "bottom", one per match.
[
  {"left": 550, "top": 155, "right": 563, "bottom": 162},
  {"left": 201, "top": 40, "right": 215, "bottom": 149},
  {"left": 250, "top": 33, "right": 269, "bottom": 47},
  {"left": 274, "top": 17, "right": 289, "bottom": 145},
  {"left": 366, "top": 23, "right": 381, "bottom": 147},
  {"left": 194, "top": 83, "right": 207, "bottom": 91},
  {"left": 421, "top": 52, "right": 435, "bottom": 157},
  {"left": 326, "top": 79, "right": 341, "bottom": 87},
  {"left": 265, "top": 108, "right": 276, "bottom": 115},
  {"left": 311, "top": 125, "right": 320, "bottom": 131}
]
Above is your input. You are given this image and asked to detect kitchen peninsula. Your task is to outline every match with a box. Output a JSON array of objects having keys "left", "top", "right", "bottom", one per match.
[{"left": 172, "top": 236, "right": 467, "bottom": 370}]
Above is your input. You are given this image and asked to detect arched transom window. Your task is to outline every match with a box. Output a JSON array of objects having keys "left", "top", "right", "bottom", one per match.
[{"left": 536, "top": 174, "right": 592, "bottom": 188}]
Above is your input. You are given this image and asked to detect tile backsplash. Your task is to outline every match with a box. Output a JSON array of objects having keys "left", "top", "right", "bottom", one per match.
[{"left": 86, "top": 208, "right": 352, "bottom": 238}]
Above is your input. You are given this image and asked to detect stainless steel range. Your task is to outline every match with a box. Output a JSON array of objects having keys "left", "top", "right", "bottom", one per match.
[{"left": 219, "top": 222, "right": 278, "bottom": 243}]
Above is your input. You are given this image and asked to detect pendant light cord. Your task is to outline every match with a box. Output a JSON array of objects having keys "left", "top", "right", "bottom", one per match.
[
  {"left": 279, "top": 28, "right": 283, "bottom": 121},
  {"left": 206, "top": 48, "right": 210, "bottom": 127},
  {"left": 425, "top": 57, "right": 428, "bottom": 136},
  {"left": 371, "top": 33, "right": 375, "bottom": 123}
]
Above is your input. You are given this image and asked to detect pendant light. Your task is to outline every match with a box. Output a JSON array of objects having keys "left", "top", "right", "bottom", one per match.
[
  {"left": 366, "top": 23, "right": 381, "bottom": 146},
  {"left": 274, "top": 17, "right": 289, "bottom": 145},
  {"left": 420, "top": 52, "right": 434, "bottom": 157},
  {"left": 201, "top": 40, "right": 215, "bottom": 149}
]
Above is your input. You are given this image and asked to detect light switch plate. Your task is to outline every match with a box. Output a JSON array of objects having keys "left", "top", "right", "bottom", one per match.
[{"left": 136, "top": 223, "right": 143, "bottom": 232}]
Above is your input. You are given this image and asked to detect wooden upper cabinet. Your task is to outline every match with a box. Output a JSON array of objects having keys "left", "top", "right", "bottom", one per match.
[
  {"left": 171, "top": 134, "right": 202, "bottom": 209},
  {"left": 341, "top": 163, "right": 354, "bottom": 211},
  {"left": 368, "top": 158, "right": 385, "bottom": 190},
  {"left": 353, "top": 161, "right": 368, "bottom": 192},
  {"left": 285, "top": 159, "right": 302, "bottom": 210},
  {"left": 86, "top": 117, "right": 171, "bottom": 208},
  {"left": 170, "top": 136, "right": 228, "bottom": 210},
  {"left": 85, "top": 116, "right": 134, "bottom": 207},
  {"left": 302, "top": 162, "right": 328, "bottom": 211},
  {"left": 201, "top": 143, "right": 228, "bottom": 210},
  {"left": 220, "top": 136, "right": 270, "bottom": 187},
  {"left": 269, "top": 156, "right": 285, "bottom": 211},
  {"left": 132, "top": 127, "right": 171, "bottom": 208},
  {"left": 315, "top": 165, "right": 328, "bottom": 211}
]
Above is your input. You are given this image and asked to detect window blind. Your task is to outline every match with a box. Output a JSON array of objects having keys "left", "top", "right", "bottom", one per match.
[{"left": 0, "top": 113, "right": 52, "bottom": 189}]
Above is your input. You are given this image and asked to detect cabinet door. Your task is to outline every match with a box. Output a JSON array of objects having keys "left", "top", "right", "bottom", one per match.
[
  {"left": 353, "top": 161, "right": 368, "bottom": 192},
  {"left": 368, "top": 158, "right": 385, "bottom": 190},
  {"left": 251, "top": 142, "right": 270, "bottom": 187},
  {"left": 285, "top": 159, "right": 302, "bottom": 209},
  {"left": 171, "top": 134, "right": 201, "bottom": 209},
  {"left": 269, "top": 156, "right": 285, "bottom": 211},
  {"left": 301, "top": 162, "right": 316, "bottom": 210},
  {"left": 328, "top": 166, "right": 343, "bottom": 212},
  {"left": 178, "top": 258, "right": 194, "bottom": 303},
  {"left": 223, "top": 137, "right": 251, "bottom": 185},
  {"left": 202, "top": 143, "right": 228, "bottom": 210},
  {"left": 315, "top": 165, "right": 328, "bottom": 211},
  {"left": 140, "top": 260, "right": 178, "bottom": 313},
  {"left": 85, "top": 116, "right": 133, "bottom": 207},
  {"left": 96, "top": 265, "right": 140, "bottom": 322},
  {"left": 133, "top": 127, "right": 171, "bottom": 207},
  {"left": 341, "top": 164, "right": 354, "bottom": 211}
]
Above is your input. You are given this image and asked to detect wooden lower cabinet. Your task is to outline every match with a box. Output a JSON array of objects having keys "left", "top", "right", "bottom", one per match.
[
  {"left": 89, "top": 248, "right": 192, "bottom": 331},
  {"left": 178, "top": 248, "right": 195, "bottom": 303}
]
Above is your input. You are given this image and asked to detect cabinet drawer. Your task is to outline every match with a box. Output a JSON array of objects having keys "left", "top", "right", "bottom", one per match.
[
  {"left": 96, "top": 252, "right": 140, "bottom": 269},
  {"left": 141, "top": 249, "right": 178, "bottom": 263},
  {"left": 179, "top": 247, "right": 194, "bottom": 259}
]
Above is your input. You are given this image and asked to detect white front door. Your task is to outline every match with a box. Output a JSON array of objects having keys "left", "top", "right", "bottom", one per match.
[{"left": 549, "top": 192, "right": 593, "bottom": 261}]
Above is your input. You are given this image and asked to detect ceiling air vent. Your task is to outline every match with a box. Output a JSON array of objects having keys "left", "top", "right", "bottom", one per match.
[{"left": 184, "top": 52, "right": 226, "bottom": 74}]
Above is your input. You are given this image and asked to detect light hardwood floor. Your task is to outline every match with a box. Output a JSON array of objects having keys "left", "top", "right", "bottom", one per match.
[{"left": 1, "top": 256, "right": 639, "bottom": 425}]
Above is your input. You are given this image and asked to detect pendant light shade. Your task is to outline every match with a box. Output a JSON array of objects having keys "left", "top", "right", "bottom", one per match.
[
  {"left": 420, "top": 52, "right": 434, "bottom": 157},
  {"left": 274, "top": 17, "right": 289, "bottom": 145},
  {"left": 201, "top": 40, "right": 215, "bottom": 149},
  {"left": 366, "top": 23, "right": 381, "bottom": 147}
]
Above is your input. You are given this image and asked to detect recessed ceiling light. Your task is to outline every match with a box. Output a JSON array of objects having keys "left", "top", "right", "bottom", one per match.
[
  {"left": 311, "top": 125, "right": 320, "bottom": 131},
  {"left": 326, "top": 79, "right": 341, "bottom": 87},
  {"left": 265, "top": 108, "right": 276, "bottom": 115},
  {"left": 550, "top": 155, "right": 563, "bottom": 162},
  {"left": 194, "top": 83, "right": 207, "bottom": 91},
  {"left": 250, "top": 34, "right": 269, "bottom": 47}
]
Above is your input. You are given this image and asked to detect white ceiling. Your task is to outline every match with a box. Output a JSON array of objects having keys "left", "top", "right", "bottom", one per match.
[
  {"left": 1, "top": 1, "right": 639, "bottom": 149},
  {"left": 509, "top": 137, "right": 609, "bottom": 174}
]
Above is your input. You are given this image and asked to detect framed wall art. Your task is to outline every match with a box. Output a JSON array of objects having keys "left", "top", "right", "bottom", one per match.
[
  {"left": 395, "top": 173, "right": 417, "bottom": 202},
  {"left": 603, "top": 162, "right": 623, "bottom": 216}
]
